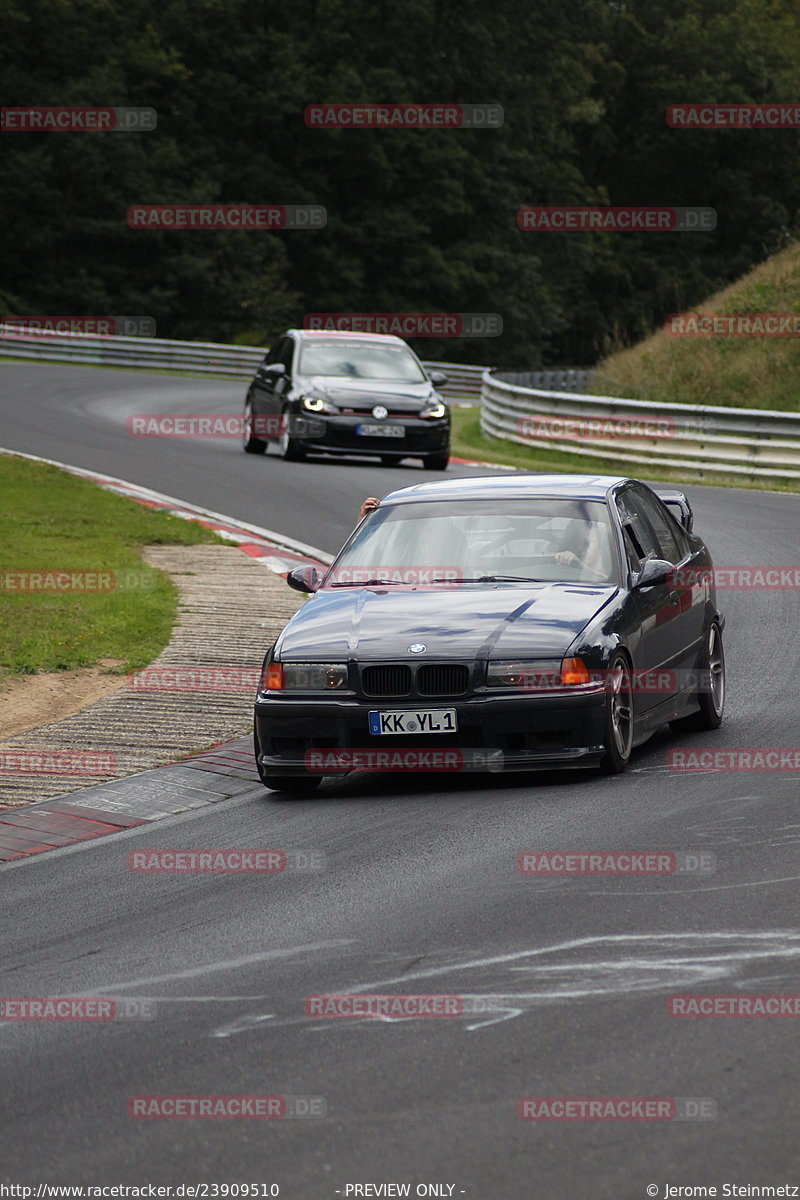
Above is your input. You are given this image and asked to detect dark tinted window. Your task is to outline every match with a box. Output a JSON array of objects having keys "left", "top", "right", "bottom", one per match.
[
  {"left": 631, "top": 486, "right": 683, "bottom": 564},
  {"left": 615, "top": 489, "right": 660, "bottom": 567}
]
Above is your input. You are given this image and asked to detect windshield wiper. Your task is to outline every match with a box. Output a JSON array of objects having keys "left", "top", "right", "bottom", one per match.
[
  {"left": 328, "top": 578, "right": 406, "bottom": 587},
  {"left": 429, "top": 574, "right": 548, "bottom": 584}
]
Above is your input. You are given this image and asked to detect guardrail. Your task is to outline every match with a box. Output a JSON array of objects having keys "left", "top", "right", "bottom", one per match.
[
  {"left": 480, "top": 372, "right": 800, "bottom": 480},
  {"left": 4, "top": 324, "right": 794, "bottom": 479},
  {"left": 0, "top": 326, "right": 488, "bottom": 404}
]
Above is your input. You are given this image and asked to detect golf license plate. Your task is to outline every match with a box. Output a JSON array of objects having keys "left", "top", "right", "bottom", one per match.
[
  {"left": 356, "top": 424, "right": 405, "bottom": 438},
  {"left": 368, "top": 709, "right": 458, "bottom": 735}
]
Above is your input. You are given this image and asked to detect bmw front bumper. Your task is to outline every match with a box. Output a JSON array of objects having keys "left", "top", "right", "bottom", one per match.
[{"left": 254, "top": 687, "right": 608, "bottom": 777}]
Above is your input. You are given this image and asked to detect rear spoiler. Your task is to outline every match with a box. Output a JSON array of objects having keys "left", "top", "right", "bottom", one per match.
[{"left": 655, "top": 489, "right": 693, "bottom": 533}]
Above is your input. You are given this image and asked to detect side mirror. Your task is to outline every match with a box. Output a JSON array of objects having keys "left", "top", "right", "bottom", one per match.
[
  {"left": 663, "top": 499, "right": 693, "bottom": 533},
  {"left": 262, "top": 362, "right": 286, "bottom": 377},
  {"left": 429, "top": 371, "right": 449, "bottom": 387},
  {"left": 286, "top": 565, "right": 320, "bottom": 593},
  {"left": 635, "top": 558, "right": 673, "bottom": 589}
]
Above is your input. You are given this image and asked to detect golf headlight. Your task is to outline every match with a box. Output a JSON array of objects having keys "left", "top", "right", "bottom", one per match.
[
  {"left": 280, "top": 662, "right": 349, "bottom": 691},
  {"left": 486, "top": 660, "right": 562, "bottom": 690},
  {"left": 302, "top": 395, "right": 339, "bottom": 414},
  {"left": 420, "top": 401, "right": 447, "bottom": 419}
]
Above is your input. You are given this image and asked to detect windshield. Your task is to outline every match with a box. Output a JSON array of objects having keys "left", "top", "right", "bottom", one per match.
[
  {"left": 325, "top": 498, "right": 619, "bottom": 586},
  {"left": 298, "top": 339, "right": 426, "bottom": 382}
]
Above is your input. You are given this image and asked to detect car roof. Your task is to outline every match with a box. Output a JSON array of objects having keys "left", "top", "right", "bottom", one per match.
[
  {"left": 287, "top": 328, "right": 406, "bottom": 345},
  {"left": 379, "top": 473, "right": 630, "bottom": 506}
]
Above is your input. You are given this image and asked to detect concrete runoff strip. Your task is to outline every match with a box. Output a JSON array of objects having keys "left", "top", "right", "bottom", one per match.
[
  {"left": 0, "top": 736, "right": 260, "bottom": 862},
  {"left": 0, "top": 544, "right": 305, "bottom": 818}
]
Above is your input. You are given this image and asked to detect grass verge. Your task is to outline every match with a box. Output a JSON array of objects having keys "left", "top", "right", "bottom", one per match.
[
  {"left": 592, "top": 241, "right": 800, "bottom": 411},
  {"left": 449, "top": 407, "right": 800, "bottom": 493},
  {"left": 0, "top": 455, "right": 224, "bottom": 685}
]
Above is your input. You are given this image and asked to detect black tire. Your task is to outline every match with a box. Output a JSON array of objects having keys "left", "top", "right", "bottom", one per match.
[
  {"left": 423, "top": 452, "right": 450, "bottom": 471},
  {"left": 242, "top": 397, "right": 267, "bottom": 455},
  {"left": 599, "top": 653, "right": 634, "bottom": 774},
  {"left": 254, "top": 730, "right": 321, "bottom": 795},
  {"left": 670, "top": 620, "right": 725, "bottom": 732},
  {"left": 278, "top": 408, "right": 306, "bottom": 461}
]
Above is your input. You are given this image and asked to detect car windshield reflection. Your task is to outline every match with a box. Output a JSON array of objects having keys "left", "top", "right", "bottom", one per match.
[
  {"left": 325, "top": 498, "right": 619, "bottom": 587},
  {"left": 298, "top": 340, "right": 427, "bottom": 382}
]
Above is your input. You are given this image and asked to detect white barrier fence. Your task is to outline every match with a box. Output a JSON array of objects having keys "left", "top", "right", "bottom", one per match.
[
  {"left": 0, "top": 325, "right": 591, "bottom": 406},
  {"left": 0, "top": 326, "right": 489, "bottom": 404},
  {"left": 480, "top": 372, "right": 800, "bottom": 480}
]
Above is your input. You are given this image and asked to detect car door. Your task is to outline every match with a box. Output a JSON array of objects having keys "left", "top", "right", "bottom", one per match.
[
  {"left": 615, "top": 486, "right": 684, "bottom": 715},
  {"left": 252, "top": 336, "right": 294, "bottom": 437},
  {"left": 629, "top": 484, "right": 706, "bottom": 682}
]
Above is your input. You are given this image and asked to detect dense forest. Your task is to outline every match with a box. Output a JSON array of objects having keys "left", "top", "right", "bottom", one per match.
[{"left": 2, "top": 0, "right": 800, "bottom": 367}]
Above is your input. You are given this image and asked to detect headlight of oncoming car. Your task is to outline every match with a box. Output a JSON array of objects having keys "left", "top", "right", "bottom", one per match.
[
  {"left": 302, "top": 395, "right": 339, "bottom": 414},
  {"left": 486, "top": 658, "right": 593, "bottom": 689},
  {"left": 420, "top": 401, "right": 447, "bottom": 419},
  {"left": 260, "top": 662, "right": 349, "bottom": 692}
]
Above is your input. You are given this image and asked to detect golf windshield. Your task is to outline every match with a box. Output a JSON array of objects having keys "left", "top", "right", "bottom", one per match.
[
  {"left": 298, "top": 340, "right": 427, "bottom": 382},
  {"left": 326, "top": 498, "right": 618, "bottom": 586}
]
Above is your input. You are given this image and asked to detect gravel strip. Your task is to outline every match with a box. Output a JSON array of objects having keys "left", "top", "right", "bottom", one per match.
[{"left": 0, "top": 545, "right": 304, "bottom": 808}]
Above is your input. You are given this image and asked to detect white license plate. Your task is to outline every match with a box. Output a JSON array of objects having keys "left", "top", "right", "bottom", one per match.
[
  {"left": 368, "top": 709, "right": 458, "bottom": 735},
  {"left": 356, "top": 424, "right": 405, "bottom": 438}
]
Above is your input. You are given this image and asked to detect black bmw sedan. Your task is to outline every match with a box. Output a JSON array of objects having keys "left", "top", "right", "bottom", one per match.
[
  {"left": 242, "top": 329, "right": 451, "bottom": 469},
  {"left": 253, "top": 474, "right": 726, "bottom": 793}
]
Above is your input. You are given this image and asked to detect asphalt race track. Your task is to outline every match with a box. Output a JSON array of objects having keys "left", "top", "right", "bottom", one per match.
[{"left": 2, "top": 361, "right": 800, "bottom": 1196}]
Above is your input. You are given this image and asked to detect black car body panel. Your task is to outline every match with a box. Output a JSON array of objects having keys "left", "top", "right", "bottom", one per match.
[{"left": 254, "top": 474, "right": 724, "bottom": 778}]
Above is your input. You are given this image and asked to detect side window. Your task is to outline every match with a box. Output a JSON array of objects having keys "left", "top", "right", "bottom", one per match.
[
  {"left": 263, "top": 339, "right": 283, "bottom": 366},
  {"left": 615, "top": 489, "right": 660, "bottom": 569},
  {"left": 631, "top": 486, "right": 683, "bottom": 564},
  {"left": 279, "top": 338, "right": 295, "bottom": 374}
]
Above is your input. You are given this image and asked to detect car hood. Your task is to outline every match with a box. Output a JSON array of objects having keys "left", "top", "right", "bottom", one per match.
[
  {"left": 276, "top": 584, "right": 617, "bottom": 661},
  {"left": 296, "top": 375, "right": 439, "bottom": 412}
]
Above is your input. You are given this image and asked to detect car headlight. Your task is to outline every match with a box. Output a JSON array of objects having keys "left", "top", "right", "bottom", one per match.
[
  {"left": 420, "top": 402, "right": 447, "bottom": 419},
  {"left": 486, "top": 658, "right": 594, "bottom": 690},
  {"left": 486, "top": 660, "right": 561, "bottom": 690},
  {"left": 302, "top": 395, "right": 339, "bottom": 414},
  {"left": 260, "top": 662, "right": 349, "bottom": 692}
]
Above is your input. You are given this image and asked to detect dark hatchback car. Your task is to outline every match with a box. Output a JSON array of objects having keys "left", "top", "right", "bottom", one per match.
[
  {"left": 242, "top": 329, "right": 451, "bottom": 469},
  {"left": 253, "top": 474, "right": 726, "bottom": 794}
]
